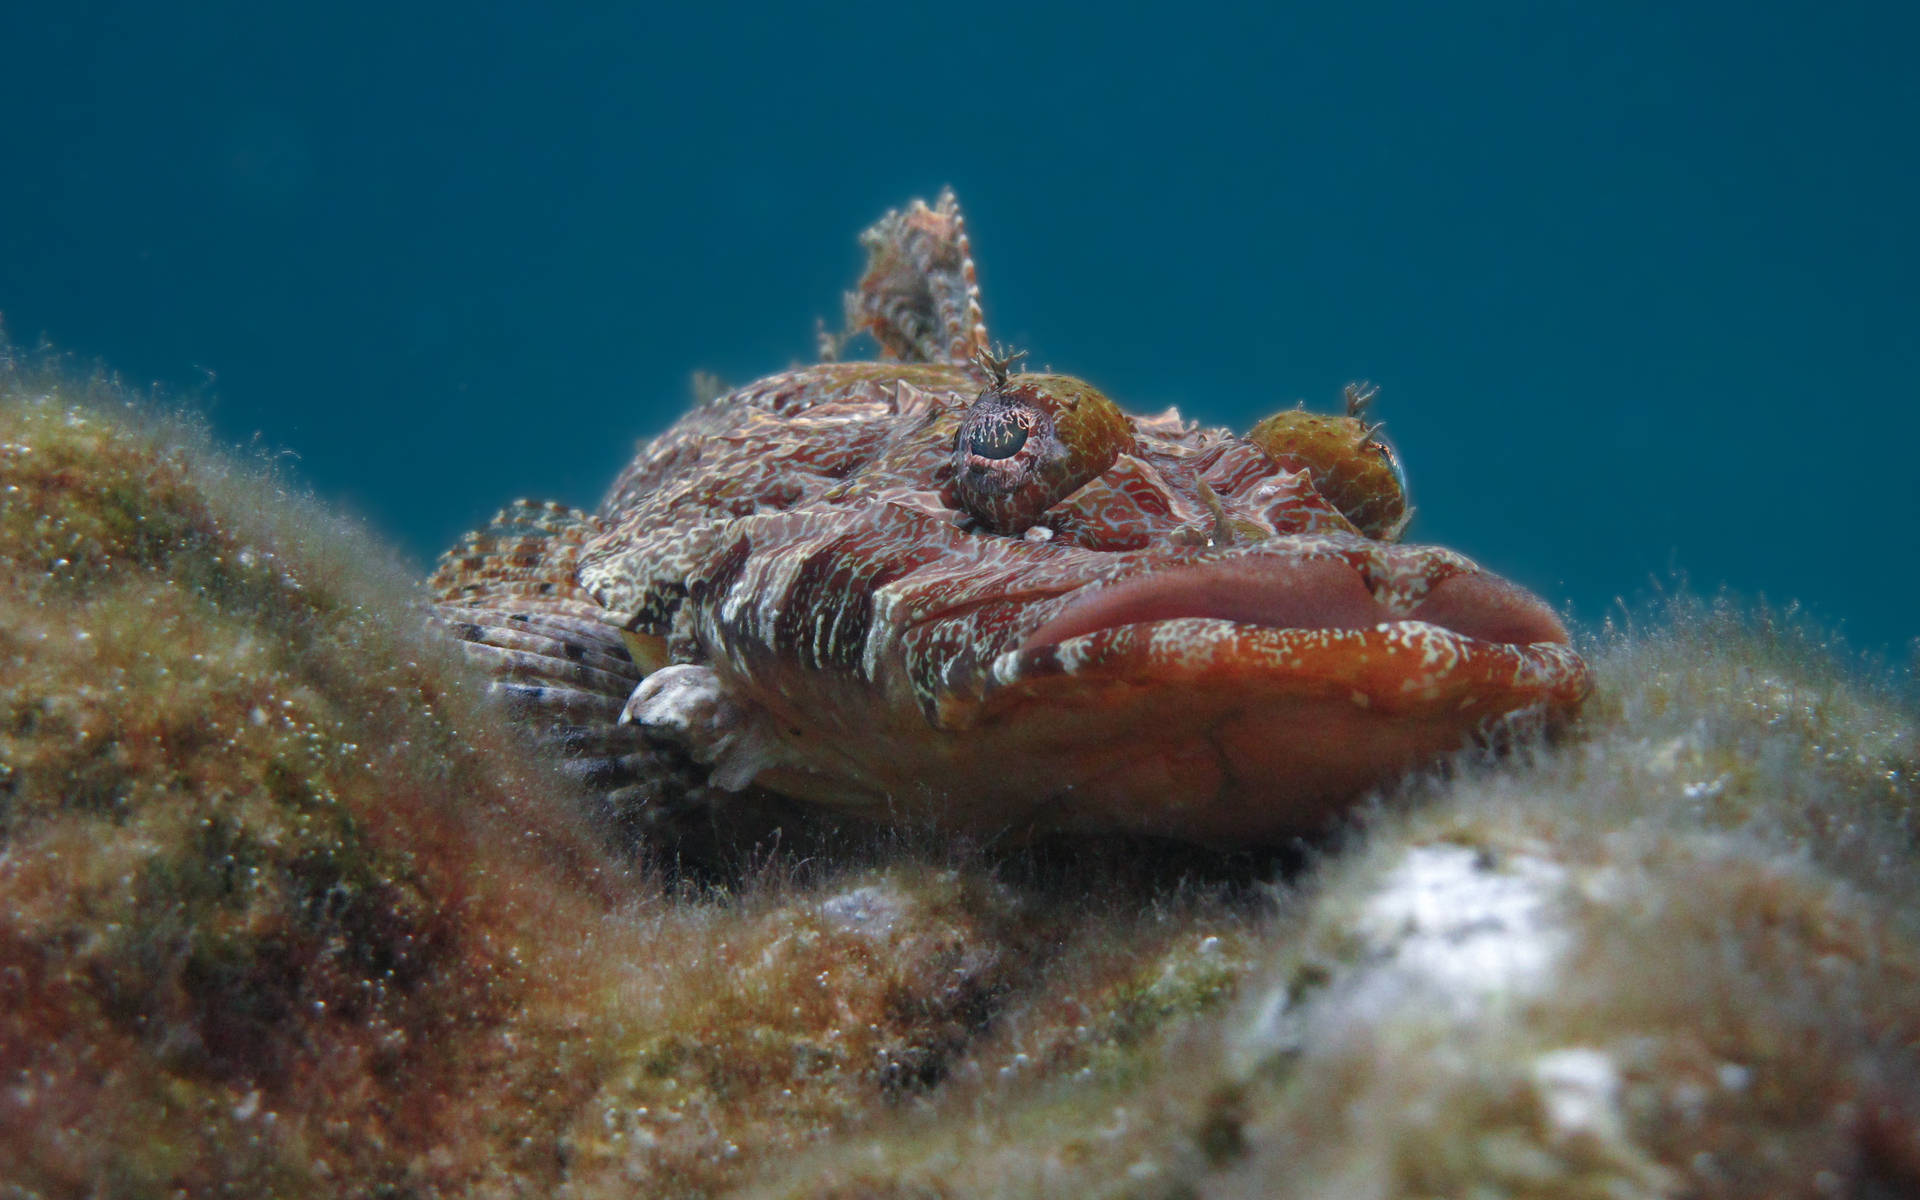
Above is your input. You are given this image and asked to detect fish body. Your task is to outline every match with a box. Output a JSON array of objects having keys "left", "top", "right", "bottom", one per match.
[{"left": 432, "top": 194, "right": 1588, "bottom": 845}]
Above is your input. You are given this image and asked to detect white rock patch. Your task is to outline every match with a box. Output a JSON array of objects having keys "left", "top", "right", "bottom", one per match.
[
  {"left": 1342, "top": 842, "right": 1571, "bottom": 1020},
  {"left": 1233, "top": 842, "right": 1577, "bottom": 1071},
  {"left": 1532, "top": 1047, "right": 1623, "bottom": 1142}
]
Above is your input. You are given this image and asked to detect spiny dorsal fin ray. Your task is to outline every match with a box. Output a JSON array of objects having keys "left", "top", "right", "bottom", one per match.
[{"left": 831, "top": 189, "right": 991, "bottom": 368}]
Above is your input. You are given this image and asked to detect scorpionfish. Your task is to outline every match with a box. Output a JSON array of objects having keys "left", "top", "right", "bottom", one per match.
[{"left": 430, "top": 192, "right": 1589, "bottom": 846}]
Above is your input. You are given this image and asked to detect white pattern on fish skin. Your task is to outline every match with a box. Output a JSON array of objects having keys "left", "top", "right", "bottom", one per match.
[
  {"left": 1383, "top": 622, "right": 1465, "bottom": 682},
  {"left": 989, "top": 649, "right": 1023, "bottom": 685},
  {"left": 863, "top": 584, "right": 905, "bottom": 682},
  {"left": 1361, "top": 542, "right": 1471, "bottom": 614}
]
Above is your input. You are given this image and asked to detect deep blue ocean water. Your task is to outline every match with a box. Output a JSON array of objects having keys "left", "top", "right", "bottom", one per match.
[{"left": 3, "top": 3, "right": 1914, "bottom": 661}]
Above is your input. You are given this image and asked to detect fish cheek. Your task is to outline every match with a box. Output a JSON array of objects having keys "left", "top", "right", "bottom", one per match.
[{"left": 950, "top": 373, "right": 1134, "bottom": 533}]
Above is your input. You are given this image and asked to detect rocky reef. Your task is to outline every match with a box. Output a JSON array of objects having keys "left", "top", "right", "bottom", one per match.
[{"left": 2, "top": 363, "right": 1916, "bottom": 1197}]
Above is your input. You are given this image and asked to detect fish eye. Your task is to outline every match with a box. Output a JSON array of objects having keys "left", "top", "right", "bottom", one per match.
[
  {"left": 951, "top": 373, "right": 1133, "bottom": 533},
  {"left": 1248, "top": 402, "right": 1411, "bottom": 540},
  {"left": 1372, "top": 440, "right": 1408, "bottom": 503},
  {"left": 966, "top": 416, "right": 1029, "bottom": 460}
]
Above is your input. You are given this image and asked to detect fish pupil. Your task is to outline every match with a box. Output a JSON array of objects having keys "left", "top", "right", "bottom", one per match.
[{"left": 968, "top": 420, "right": 1028, "bottom": 460}]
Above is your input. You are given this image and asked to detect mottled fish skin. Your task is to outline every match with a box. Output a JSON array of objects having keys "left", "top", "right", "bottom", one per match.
[{"left": 431, "top": 192, "right": 1590, "bottom": 846}]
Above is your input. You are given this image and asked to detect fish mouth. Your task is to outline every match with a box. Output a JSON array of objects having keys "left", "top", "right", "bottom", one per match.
[
  {"left": 971, "top": 548, "right": 1588, "bottom": 727},
  {"left": 1018, "top": 554, "right": 1568, "bottom": 653},
  {"left": 936, "top": 548, "right": 1588, "bottom": 842}
]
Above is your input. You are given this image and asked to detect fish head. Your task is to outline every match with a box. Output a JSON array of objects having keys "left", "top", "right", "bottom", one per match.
[
  {"left": 885, "top": 369, "right": 1582, "bottom": 839},
  {"left": 585, "top": 364, "right": 1587, "bottom": 843}
]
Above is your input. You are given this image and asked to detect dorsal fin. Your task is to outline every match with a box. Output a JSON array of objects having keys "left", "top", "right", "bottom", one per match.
[{"left": 830, "top": 189, "right": 991, "bottom": 368}]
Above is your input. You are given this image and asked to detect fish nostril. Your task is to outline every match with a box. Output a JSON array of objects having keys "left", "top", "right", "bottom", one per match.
[{"left": 1353, "top": 553, "right": 1436, "bottom": 618}]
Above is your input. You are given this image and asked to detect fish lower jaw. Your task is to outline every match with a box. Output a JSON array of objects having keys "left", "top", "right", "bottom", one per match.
[
  {"left": 983, "top": 616, "right": 1589, "bottom": 716},
  {"left": 704, "top": 618, "right": 1588, "bottom": 845},
  {"left": 807, "top": 623, "right": 1587, "bottom": 843},
  {"left": 893, "top": 619, "right": 1587, "bottom": 842}
]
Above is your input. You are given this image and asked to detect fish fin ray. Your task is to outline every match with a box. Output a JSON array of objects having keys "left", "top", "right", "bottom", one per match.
[
  {"left": 430, "top": 501, "right": 748, "bottom": 846},
  {"left": 834, "top": 189, "right": 991, "bottom": 368}
]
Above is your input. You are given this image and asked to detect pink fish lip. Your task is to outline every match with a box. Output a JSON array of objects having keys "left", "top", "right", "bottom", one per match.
[{"left": 1017, "top": 553, "right": 1570, "bottom": 655}]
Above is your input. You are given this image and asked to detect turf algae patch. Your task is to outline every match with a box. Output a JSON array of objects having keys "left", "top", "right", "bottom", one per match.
[
  {"left": 554, "top": 867, "right": 1050, "bottom": 1196},
  {"left": 0, "top": 374, "right": 633, "bottom": 1196}
]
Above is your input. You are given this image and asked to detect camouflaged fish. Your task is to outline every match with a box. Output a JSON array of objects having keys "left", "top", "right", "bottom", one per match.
[{"left": 430, "top": 192, "right": 1589, "bottom": 846}]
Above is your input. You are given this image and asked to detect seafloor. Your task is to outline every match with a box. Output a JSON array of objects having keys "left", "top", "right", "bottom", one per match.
[{"left": 2, "top": 364, "right": 1916, "bottom": 1198}]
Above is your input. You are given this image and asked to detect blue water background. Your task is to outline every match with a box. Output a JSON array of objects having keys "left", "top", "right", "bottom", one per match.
[{"left": 3, "top": 3, "right": 1915, "bottom": 660}]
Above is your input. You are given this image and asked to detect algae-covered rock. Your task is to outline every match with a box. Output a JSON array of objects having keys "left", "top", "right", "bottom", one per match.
[
  {"left": 0, "top": 365, "right": 644, "bottom": 1194},
  {"left": 3, "top": 360, "right": 1917, "bottom": 1197}
]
